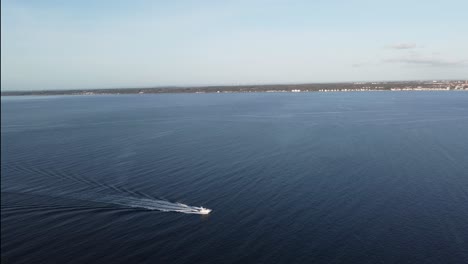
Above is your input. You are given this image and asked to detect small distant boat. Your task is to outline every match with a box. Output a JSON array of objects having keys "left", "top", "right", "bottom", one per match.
[{"left": 198, "top": 207, "right": 212, "bottom": 214}]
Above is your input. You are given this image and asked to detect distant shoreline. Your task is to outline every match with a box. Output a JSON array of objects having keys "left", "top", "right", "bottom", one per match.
[{"left": 2, "top": 81, "right": 467, "bottom": 96}]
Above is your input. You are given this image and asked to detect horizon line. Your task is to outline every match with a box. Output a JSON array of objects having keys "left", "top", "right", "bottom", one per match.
[{"left": 2, "top": 79, "right": 467, "bottom": 93}]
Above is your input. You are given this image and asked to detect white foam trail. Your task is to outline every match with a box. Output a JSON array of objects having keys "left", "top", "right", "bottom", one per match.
[
  {"left": 100, "top": 195, "right": 212, "bottom": 214},
  {"left": 4, "top": 187, "right": 212, "bottom": 215}
]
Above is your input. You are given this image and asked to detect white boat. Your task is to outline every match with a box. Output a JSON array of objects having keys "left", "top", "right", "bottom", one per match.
[{"left": 198, "top": 207, "right": 212, "bottom": 214}]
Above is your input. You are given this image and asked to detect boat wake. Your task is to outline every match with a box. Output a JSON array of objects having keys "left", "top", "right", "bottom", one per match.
[
  {"left": 101, "top": 195, "right": 212, "bottom": 214},
  {"left": 3, "top": 187, "right": 212, "bottom": 215}
]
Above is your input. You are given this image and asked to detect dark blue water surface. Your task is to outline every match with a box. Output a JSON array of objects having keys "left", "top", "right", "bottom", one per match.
[{"left": 2, "top": 92, "right": 468, "bottom": 263}]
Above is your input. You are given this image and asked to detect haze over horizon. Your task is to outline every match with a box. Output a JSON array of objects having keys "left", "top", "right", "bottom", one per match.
[{"left": 2, "top": 0, "right": 467, "bottom": 91}]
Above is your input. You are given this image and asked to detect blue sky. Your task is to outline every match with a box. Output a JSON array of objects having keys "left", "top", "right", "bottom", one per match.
[{"left": 2, "top": 0, "right": 467, "bottom": 90}]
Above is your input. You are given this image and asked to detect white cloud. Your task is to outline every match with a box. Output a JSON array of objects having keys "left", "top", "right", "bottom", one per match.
[
  {"left": 384, "top": 57, "right": 467, "bottom": 67},
  {"left": 387, "top": 43, "right": 417, "bottom": 50}
]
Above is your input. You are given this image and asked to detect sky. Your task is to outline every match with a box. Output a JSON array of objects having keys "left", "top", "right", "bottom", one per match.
[{"left": 1, "top": 0, "right": 468, "bottom": 91}]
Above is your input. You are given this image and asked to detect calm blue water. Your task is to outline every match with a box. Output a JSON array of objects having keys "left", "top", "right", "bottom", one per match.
[{"left": 2, "top": 92, "right": 468, "bottom": 263}]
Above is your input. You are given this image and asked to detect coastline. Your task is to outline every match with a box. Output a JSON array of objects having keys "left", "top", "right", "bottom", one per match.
[{"left": 2, "top": 81, "right": 467, "bottom": 96}]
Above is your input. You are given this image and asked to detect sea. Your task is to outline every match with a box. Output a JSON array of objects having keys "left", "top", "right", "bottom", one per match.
[{"left": 2, "top": 91, "right": 468, "bottom": 263}]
